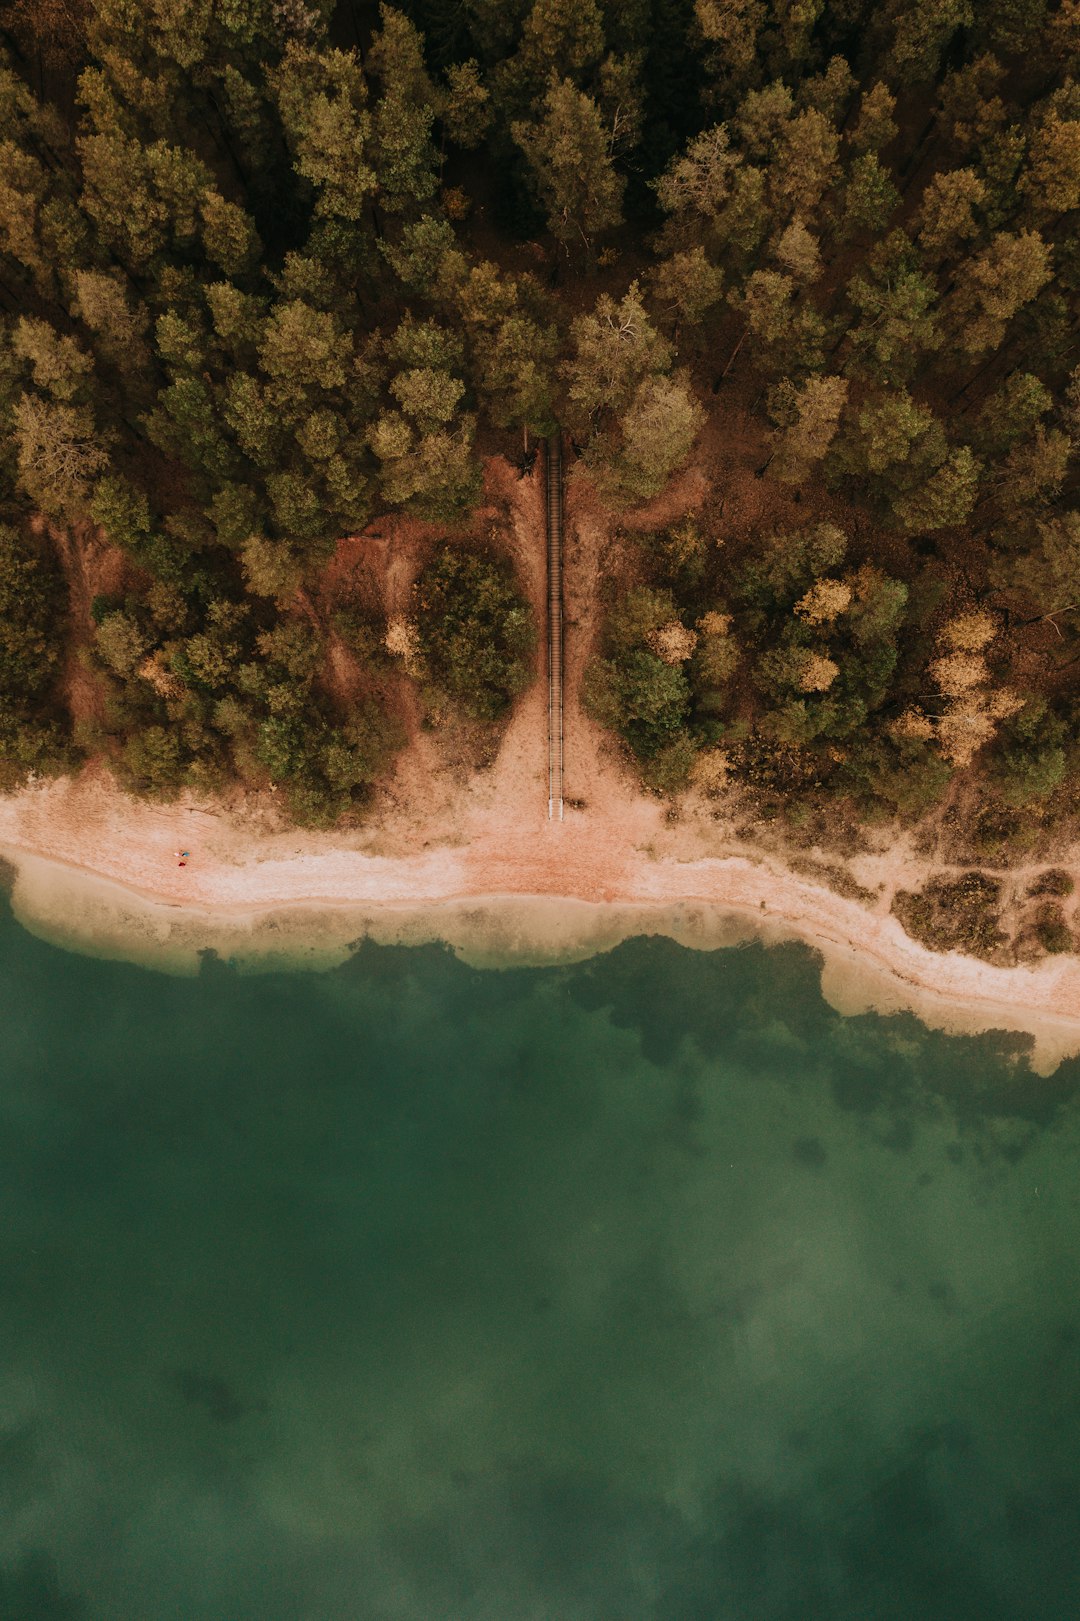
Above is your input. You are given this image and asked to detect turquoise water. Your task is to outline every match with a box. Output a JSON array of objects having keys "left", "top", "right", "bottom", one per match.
[{"left": 2, "top": 897, "right": 1080, "bottom": 1620}]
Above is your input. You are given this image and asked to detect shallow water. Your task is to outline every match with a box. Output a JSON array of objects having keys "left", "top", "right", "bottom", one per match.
[{"left": 2, "top": 899, "right": 1080, "bottom": 1620}]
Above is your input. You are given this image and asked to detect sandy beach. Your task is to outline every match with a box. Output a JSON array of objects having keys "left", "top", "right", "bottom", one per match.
[{"left": 2, "top": 761, "right": 1080, "bottom": 1075}]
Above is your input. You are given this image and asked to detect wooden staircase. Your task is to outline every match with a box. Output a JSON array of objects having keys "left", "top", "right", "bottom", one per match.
[{"left": 545, "top": 435, "right": 564, "bottom": 822}]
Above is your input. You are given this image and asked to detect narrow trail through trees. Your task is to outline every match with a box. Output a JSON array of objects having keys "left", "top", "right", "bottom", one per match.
[{"left": 545, "top": 434, "right": 564, "bottom": 822}]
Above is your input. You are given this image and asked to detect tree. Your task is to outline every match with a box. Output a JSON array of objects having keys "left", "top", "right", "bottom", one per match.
[
  {"left": 848, "top": 82, "right": 898, "bottom": 155},
  {"left": 367, "top": 6, "right": 440, "bottom": 214},
  {"left": 647, "top": 247, "right": 725, "bottom": 328},
  {"left": 71, "top": 271, "right": 151, "bottom": 373},
  {"left": 258, "top": 300, "right": 348, "bottom": 401},
  {"left": 369, "top": 413, "right": 481, "bottom": 519},
  {"left": 512, "top": 78, "right": 624, "bottom": 252},
  {"left": 13, "top": 318, "right": 94, "bottom": 402},
  {"left": 0, "top": 521, "right": 64, "bottom": 697},
  {"left": 13, "top": 393, "right": 108, "bottom": 515},
  {"left": 974, "top": 373, "right": 1052, "bottom": 456},
  {"left": 916, "top": 169, "right": 986, "bottom": 260},
  {"left": 992, "top": 511, "right": 1080, "bottom": 619},
  {"left": 439, "top": 60, "right": 492, "bottom": 149},
  {"left": 841, "top": 152, "right": 900, "bottom": 237},
  {"left": 764, "top": 375, "right": 849, "bottom": 483},
  {"left": 693, "top": 0, "right": 765, "bottom": 82},
  {"left": 732, "top": 269, "right": 825, "bottom": 372},
  {"left": 413, "top": 545, "right": 535, "bottom": 720},
  {"left": 559, "top": 282, "right": 670, "bottom": 437},
  {"left": 936, "top": 53, "right": 1006, "bottom": 151},
  {"left": 893, "top": 444, "right": 981, "bottom": 531},
  {"left": 945, "top": 231, "right": 1053, "bottom": 354},
  {"left": 846, "top": 231, "right": 940, "bottom": 383},
  {"left": 380, "top": 215, "right": 467, "bottom": 296},
  {"left": 241, "top": 535, "right": 304, "bottom": 604},
  {"left": 770, "top": 107, "right": 840, "bottom": 219},
  {"left": 995, "top": 427, "right": 1071, "bottom": 515},
  {"left": 1, "top": 0, "right": 89, "bottom": 67},
  {"left": 827, "top": 389, "right": 948, "bottom": 514},
  {"left": 771, "top": 218, "right": 821, "bottom": 283},
  {"left": 653, "top": 124, "right": 767, "bottom": 265},
  {"left": 736, "top": 522, "right": 847, "bottom": 612},
  {"left": 600, "top": 373, "right": 704, "bottom": 505},
  {"left": 884, "top": 0, "right": 974, "bottom": 86},
  {"left": 456, "top": 261, "right": 558, "bottom": 431},
  {"left": 496, "top": 0, "right": 605, "bottom": 113},
  {"left": 200, "top": 191, "right": 260, "bottom": 276},
  {"left": 272, "top": 42, "right": 375, "bottom": 222},
  {"left": 1021, "top": 111, "right": 1080, "bottom": 215}
]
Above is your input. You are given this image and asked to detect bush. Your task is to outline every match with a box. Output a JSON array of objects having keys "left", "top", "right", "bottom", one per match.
[
  {"left": 992, "top": 697, "right": 1067, "bottom": 805},
  {"left": 414, "top": 545, "right": 535, "bottom": 721},
  {"left": 892, "top": 872, "right": 1006, "bottom": 960},
  {"left": 641, "top": 734, "right": 698, "bottom": 792},
  {"left": 1029, "top": 868, "right": 1074, "bottom": 898},
  {"left": 0, "top": 522, "right": 75, "bottom": 781},
  {"left": 1035, "top": 902, "right": 1073, "bottom": 954},
  {"left": 583, "top": 649, "right": 690, "bottom": 758}
]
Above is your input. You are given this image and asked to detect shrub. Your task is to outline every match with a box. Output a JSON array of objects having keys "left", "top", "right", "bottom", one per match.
[
  {"left": 892, "top": 872, "right": 1005, "bottom": 960},
  {"left": 641, "top": 734, "right": 697, "bottom": 792},
  {"left": 1028, "top": 868, "right": 1074, "bottom": 898},
  {"left": 583, "top": 649, "right": 690, "bottom": 758},
  {"left": 414, "top": 546, "right": 535, "bottom": 721},
  {"left": 1035, "top": 902, "right": 1073, "bottom": 954}
]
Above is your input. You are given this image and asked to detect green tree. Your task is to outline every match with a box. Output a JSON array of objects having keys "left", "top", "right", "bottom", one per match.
[
  {"left": 368, "top": 6, "right": 440, "bottom": 214},
  {"left": 884, "top": 0, "right": 974, "bottom": 86},
  {"left": 848, "top": 82, "right": 898, "bottom": 155},
  {"left": 764, "top": 374, "right": 849, "bottom": 483},
  {"left": 1021, "top": 110, "right": 1080, "bottom": 214},
  {"left": 840, "top": 152, "right": 900, "bottom": 237},
  {"left": 845, "top": 232, "right": 940, "bottom": 383},
  {"left": 599, "top": 374, "right": 704, "bottom": 505},
  {"left": 271, "top": 41, "right": 375, "bottom": 221},
  {"left": 559, "top": 282, "right": 670, "bottom": 438},
  {"left": 654, "top": 124, "right": 767, "bottom": 266},
  {"left": 893, "top": 444, "right": 982, "bottom": 531},
  {"left": 512, "top": 78, "right": 624, "bottom": 253},
  {"left": 647, "top": 247, "right": 725, "bottom": 329},
  {"left": 71, "top": 271, "right": 151, "bottom": 373}
]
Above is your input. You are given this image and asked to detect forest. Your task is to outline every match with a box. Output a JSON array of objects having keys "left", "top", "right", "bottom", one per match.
[{"left": 0, "top": 0, "right": 1078, "bottom": 846}]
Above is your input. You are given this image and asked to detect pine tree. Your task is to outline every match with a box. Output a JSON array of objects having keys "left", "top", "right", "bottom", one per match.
[
  {"left": 512, "top": 79, "right": 624, "bottom": 253},
  {"left": 945, "top": 231, "right": 1053, "bottom": 355},
  {"left": 764, "top": 375, "right": 849, "bottom": 483}
]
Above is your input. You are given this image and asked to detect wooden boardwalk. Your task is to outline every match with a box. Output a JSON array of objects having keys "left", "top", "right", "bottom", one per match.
[{"left": 545, "top": 434, "right": 564, "bottom": 821}]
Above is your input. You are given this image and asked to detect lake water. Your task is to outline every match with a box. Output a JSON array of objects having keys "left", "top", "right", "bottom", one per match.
[{"left": 2, "top": 893, "right": 1080, "bottom": 1620}]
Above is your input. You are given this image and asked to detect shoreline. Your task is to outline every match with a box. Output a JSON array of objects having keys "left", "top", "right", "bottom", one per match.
[{"left": 3, "top": 778, "right": 1080, "bottom": 1074}]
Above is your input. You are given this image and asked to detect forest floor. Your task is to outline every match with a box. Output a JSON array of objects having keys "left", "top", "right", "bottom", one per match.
[{"left": 3, "top": 450, "right": 1080, "bottom": 1072}]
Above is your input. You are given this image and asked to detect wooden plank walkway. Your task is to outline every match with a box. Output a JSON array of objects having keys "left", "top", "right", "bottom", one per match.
[{"left": 545, "top": 434, "right": 564, "bottom": 821}]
